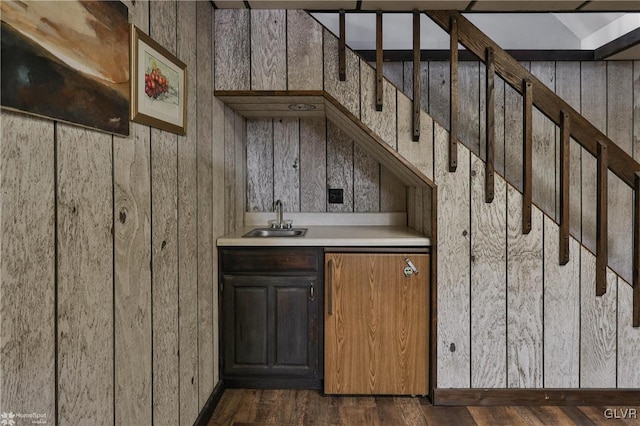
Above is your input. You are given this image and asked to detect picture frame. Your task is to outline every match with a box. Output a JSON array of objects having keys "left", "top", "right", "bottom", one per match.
[{"left": 130, "top": 24, "right": 187, "bottom": 135}]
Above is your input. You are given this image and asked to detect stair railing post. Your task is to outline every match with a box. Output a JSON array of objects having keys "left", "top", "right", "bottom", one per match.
[
  {"left": 523, "top": 80, "right": 533, "bottom": 234},
  {"left": 559, "top": 112, "right": 571, "bottom": 265},
  {"left": 485, "top": 47, "right": 495, "bottom": 203},
  {"left": 633, "top": 172, "right": 640, "bottom": 326},
  {"left": 413, "top": 10, "right": 421, "bottom": 142},
  {"left": 376, "top": 10, "right": 383, "bottom": 111},
  {"left": 596, "top": 140, "right": 608, "bottom": 296},
  {"left": 339, "top": 9, "right": 346, "bottom": 81},
  {"left": 449, "top": 16, "right": 458, "bottom": 172}
]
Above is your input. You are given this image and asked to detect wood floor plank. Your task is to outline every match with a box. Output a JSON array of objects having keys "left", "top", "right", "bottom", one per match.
[
  {"left": 421, "top": 405, "right": 476, "bottom": 426},
  {"left": 207, "top": 389, "right": 640, "bottom": 426},
  {"left": 559, "top": 406, "right": 597, "bottom": 426}
]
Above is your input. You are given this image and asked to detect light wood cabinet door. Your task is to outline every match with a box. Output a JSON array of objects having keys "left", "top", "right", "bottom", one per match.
[{"left": 324, "top": 253, "right": 429, "bottom": 395}]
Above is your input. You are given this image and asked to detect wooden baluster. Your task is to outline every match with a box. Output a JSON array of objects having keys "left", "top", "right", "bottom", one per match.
[
  {"left": 339, "top": 10, "right": 346, "bottom": 81},
  {"left": 596, "top": 141, "right": 608, "bottom": 296},
  {"left": 559, "top": 112, "right": 570, "bottom": 265},
  {"left": 485, "top": 47, "right": 495, "bottom": 203},
  {"left": 412, "top": 10, "right": 420, "bottom": 142},
  {"left": 376, "top": 10, "right": 383, "bottom": 111},
  {"left": 449, "top": 16, "right": 458, "bottom": 172},
  {"left": 634, "top": 172, "right": 640, "bottom": 327},
  {"left": 522, "top": 80, "right": 532, "bottom": 234}
]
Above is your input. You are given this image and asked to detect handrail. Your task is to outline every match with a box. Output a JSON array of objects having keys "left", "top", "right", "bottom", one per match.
[{"left": 425, "top": 10, "right": 640, "bottom": 189}]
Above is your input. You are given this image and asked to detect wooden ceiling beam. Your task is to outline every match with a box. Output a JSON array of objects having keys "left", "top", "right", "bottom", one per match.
[{"left": 594, "top": 27, "right": 640, "bottom": 60}]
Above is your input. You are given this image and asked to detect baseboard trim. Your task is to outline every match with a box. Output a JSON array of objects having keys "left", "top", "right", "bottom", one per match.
[
  {"left": 433, "top": 388, "right": 640, "bottom": 406},
  {"left": 194, "top": 380, "right": 226, "bottom": 426}
]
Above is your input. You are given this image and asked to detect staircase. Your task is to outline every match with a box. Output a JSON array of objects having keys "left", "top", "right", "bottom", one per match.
[{"left": 213, "top": 8, "right": 640, "bottom": 390}]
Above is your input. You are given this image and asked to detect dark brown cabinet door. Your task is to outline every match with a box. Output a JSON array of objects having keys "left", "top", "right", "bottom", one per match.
[{"left": 221, "top": 273, "right": 322, "bottom": 388}]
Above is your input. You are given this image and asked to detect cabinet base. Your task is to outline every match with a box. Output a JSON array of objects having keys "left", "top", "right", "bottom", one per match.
[{"left": 224, "top": 377, "right": 323, "bottom": 390}]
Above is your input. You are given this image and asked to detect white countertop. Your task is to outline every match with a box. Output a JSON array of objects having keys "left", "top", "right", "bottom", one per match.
[{"left": 217, "top": 225, "right": 431, "bottom": 247}]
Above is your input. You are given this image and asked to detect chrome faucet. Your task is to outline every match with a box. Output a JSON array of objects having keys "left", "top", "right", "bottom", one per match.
[
  {"left": 274, "top": 200, "right": 283, "bottom": 228},
  {"left": 271, "top": 200, "right": 292, "bottom": 229}
]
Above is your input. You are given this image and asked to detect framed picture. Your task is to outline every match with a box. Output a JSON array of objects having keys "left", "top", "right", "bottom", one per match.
[
  {"left": 1, "top": 1, "right": 130, "bottom": 136},
  {"left": 130, "top": 24, "right": 186, "bottom": 135}
]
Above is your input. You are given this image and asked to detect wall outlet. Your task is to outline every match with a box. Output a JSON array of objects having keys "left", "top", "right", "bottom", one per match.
[{"left": 328, "top": 188, "right": 344, "bottom": 204}]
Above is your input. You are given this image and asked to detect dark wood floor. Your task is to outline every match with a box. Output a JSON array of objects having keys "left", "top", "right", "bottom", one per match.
[{"left": 207, "top": 389, "right": 640, "bottom": 425}]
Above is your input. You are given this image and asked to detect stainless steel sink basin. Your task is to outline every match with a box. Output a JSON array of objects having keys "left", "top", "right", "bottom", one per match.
[{"left": 242, "top": 228, "right": 307, "bottom": 238}]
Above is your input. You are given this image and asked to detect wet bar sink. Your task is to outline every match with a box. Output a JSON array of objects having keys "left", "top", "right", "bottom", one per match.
[{"left": 242, "top": 228, "right": 308, "bottom": 238}]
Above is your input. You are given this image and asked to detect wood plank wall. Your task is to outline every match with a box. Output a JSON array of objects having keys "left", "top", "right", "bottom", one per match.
[
  {"left": 212, "top": 9, "right": 639, "bottom": 390},
  {"left": 236, "top": 10, "right": 407, "bottom": 214},
  {"left": 0, "top": 1, "right": 241, "bottom": 424},
  {"left": 385, "top": 59, "right": 640, "bottom": 389},
  {"left": 394, "top": 59, "right": 640, "bottom": 286},
  {"left": 245, "top": 117, "right": 406, "bottom": 213}
]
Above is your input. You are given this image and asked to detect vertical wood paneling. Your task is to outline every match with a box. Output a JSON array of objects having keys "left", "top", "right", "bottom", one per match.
[
  {"left": 114, "top": 1, "right": 151, "bottom": 424},
  {"left": 580, "top": 62, "right": 606, "bottom": 254},
  {"left": 327, "top": 120, "right": 354, "bottom": 212},
  {"left": 504, "top": 76, "right": 524, "bottom": 190},
  {"left": 361, "top": 61, "right": 398, "bottom": 213},
  {"left": 435, "top": 122, "right": 471, "bottom": 388},
  {"left": 494, "top": 76, "right": 506, "bottom": 176},
  {"left": 150, "top": 3, "right": 179, "bottom": 423},
  {"left": 543, "top": 216, "right": 580, "bottom": 388},
  {"left": 324, "top": 30, "right": 360, "bottom": 118},
  {"left": 114, "top": 121, "right": 152, "bottom": 425},
  {"left": 380, "top": 170, "right": 406, "bottom": 212},
  {"left": 530, "top": 62, "right": 556, "bottom": 220},
  {"left": 0, "top": 113, "right": 55, "bottom": 419},
  {"left": 354, "top": 145, "right": 380, "bottom": 212},
  {"left": 470, "top": 156, "right": 507, "bottom": 388},
  {"left": 224, "top": 106, "right": 237, "bottom": 233},
  {"left": 507, "top": 187, "right": 543, "bottom": 388},
  {"left": 635, "top": 61, "right": 640, "bottom": 161},
  {"left": 428, "top": 62, "right": 450, "bottom": 130},
  {"left": 251, "top": 10, "right": 286, "bottom": 90},
  {"left": 361, "top": 60, "right": 397, "bottom": 147},
  {"left": 212, "top": 3, "right": 227, "bottom": 391},
  {"left": 150, "top": 135, "right": 180, "bottom": 423},
  {"left": 580, "top": 249, "right": 617, "bottom": 388},
  {"left": 383, "top": 174, "right": 407, "bottom": 214},
  {"left": 214, "top": 9, "right": 250, "bottom": 90},
  {"left": 617, "top": 277, "right": 640, "bottom": 387},
  {"left": 300, "top": 118, "right": 327, "bottom": 212},
  {"left": 459, "top": 62, "right": 481, "bottom": 157},
  {"left": 244, "top": 115, "right": 404, "bottom": 214},
  {"left": 234, "top": 111, "right": 246, "bottom": 231},
  {"left": 246, "top": 119, "right": 274, "bottom": 212},
  {"left": 607, "top": 62, "right": 634, "bottom": 284},
  {"left": 555, "top": 62, "right": 582, "bottom": 242},
  {"left": 212, "top": 105, "right": 226, "bottom": 389},
  {"left": 381, "top": 62, "right": 404, "bottom": 89},
  {"left": 406, "top": 186, "right": 419, "bottom": 231},
  {"left": 197, "top": 1, "right": 215, "bottom": 402},
  {"left": 177, "top": 2, "right": 199, "bottom": 423},
  {"left": 403, "top": 61, "right": 429, "bottom": 111},
  {"left": 397, "top": 94, "right": 434, "bottom": 180},
  {"left": 56, "top": 124, "right": 113, "bottom": 425},
  {"left": 274, "top": 118, "right": 301, "bottom": 211},
  {"left": 287, "top": 10, "right": 323, "bottom": 90}
]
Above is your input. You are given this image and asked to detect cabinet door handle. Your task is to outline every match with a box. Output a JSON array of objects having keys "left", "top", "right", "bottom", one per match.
[
  {"left": 328, "top": 259, "right": 334, "bottom": 315},
  {"left": 309, "top": 283, "right": 315, "bottom": 301}
]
